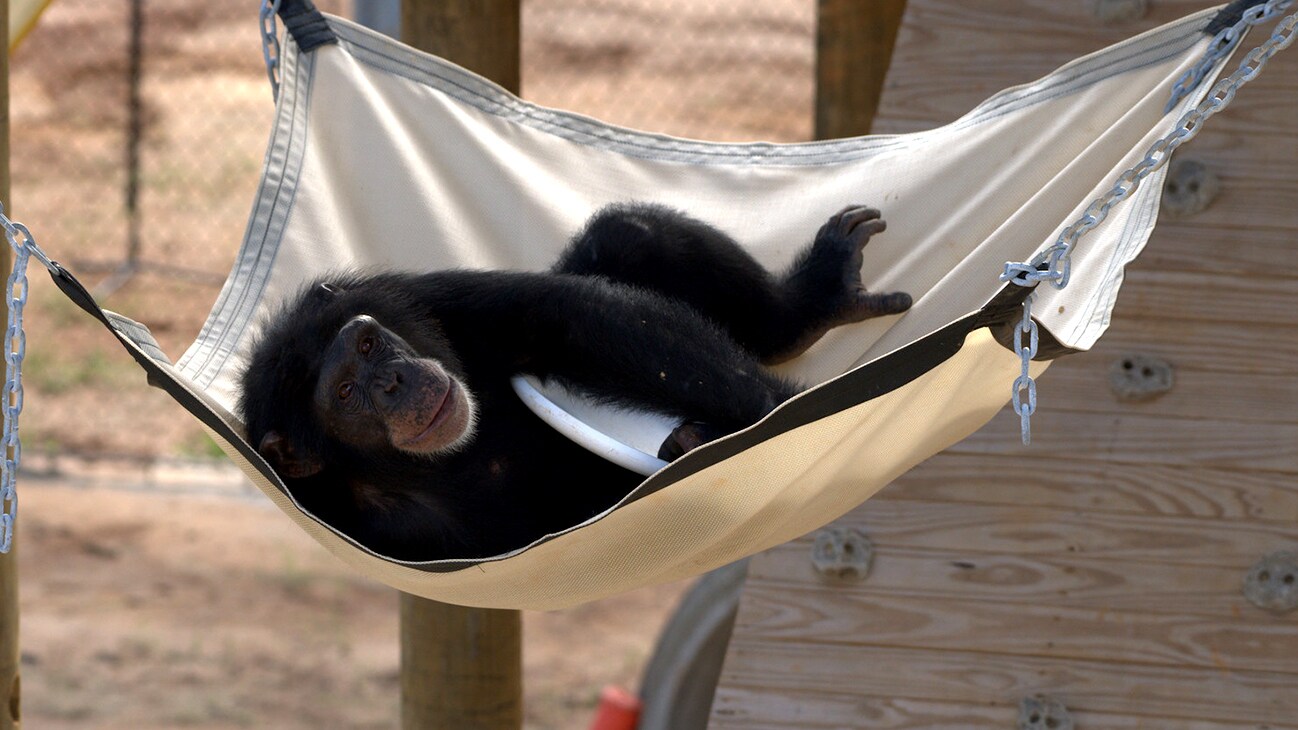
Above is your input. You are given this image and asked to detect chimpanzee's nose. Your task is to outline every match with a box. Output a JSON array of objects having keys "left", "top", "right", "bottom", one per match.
[{"left": 381, "top": 369, "right": 403, "bottom": 395}]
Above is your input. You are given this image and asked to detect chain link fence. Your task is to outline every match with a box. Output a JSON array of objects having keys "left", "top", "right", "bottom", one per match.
[
  {"left": 9, "top": 0, "right": 815, "bottom": 463},
  {"left": 525, "top": 0, "right": 813, "bottom": 141}
]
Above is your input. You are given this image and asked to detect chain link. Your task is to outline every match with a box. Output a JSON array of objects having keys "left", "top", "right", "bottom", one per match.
[
  {"left": 1001, "top": 4, "right": 1297, "bottom": 444},
  {"left": 1167, "top": 0, "right": 1294, "bottom": 111},
  {"left": 0, "top": 205, "right": 52, "bottom": 553},
  {"left": 260, "top": 0, "right": 284, "bottom": 101},
  {"left": 1010, "top": 292, "right": 1040, "bottom": 444}
]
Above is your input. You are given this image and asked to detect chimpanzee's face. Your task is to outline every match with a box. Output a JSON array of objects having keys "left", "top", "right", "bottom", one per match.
[{"left": 313, "top": 314, "right": 477, "bottom": 457}]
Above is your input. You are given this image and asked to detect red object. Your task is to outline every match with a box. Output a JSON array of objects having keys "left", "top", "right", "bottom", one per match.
[{"left": 588, "top": 685, "right": 642, "bottom": 730}]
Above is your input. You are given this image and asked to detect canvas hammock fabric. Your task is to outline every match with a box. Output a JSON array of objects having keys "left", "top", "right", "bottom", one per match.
[{"left": 24, "top": 1, "right": 1276, "bottom": 608}]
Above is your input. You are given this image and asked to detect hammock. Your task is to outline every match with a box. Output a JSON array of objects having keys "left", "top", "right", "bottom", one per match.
[{"left": 4, "top": 0, "right": 1291, "bottom": 609}]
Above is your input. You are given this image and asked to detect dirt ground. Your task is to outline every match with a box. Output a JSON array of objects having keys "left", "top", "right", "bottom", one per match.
[
  {"left": 16, "top": 472, "right": 688, "bottom": 729},
  {"left": 6, "top": 1, "right": 813, "bottom": 727}
]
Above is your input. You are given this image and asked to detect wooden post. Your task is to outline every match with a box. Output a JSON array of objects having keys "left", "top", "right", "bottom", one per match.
[
  {"left": 402, "top": 0, "right": 520, "bottom": 92},
  {"left": 399, "top": 597, "right": 522, "bottom": 729},
  {"left": 397, "top": 3, "right": 523, "bottom": 729},
  {"left": 815, "top": 0, "right": 908, "bottom": 139},
  {"left": 0, "top": 0, "right": 18, "bottom": 724}
]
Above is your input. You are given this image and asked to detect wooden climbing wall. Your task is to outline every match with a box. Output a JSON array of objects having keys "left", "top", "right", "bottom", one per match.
[{"left": 711, "top": 1, "right": 1298, "bottom": 728}]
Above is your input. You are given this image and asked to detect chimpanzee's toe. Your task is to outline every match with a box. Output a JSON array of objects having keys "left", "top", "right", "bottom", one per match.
[{"left": 658, "top": 421, "right": 729, "bottom": 461}]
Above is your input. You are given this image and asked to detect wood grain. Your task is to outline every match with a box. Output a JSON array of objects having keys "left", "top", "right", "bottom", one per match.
[
  {"left": 1147, "top": 173, "right": 1298, "bottom": 231},
  {"left": 1093, "top": 316, "right": 1298, "bottom": 377},
  {"left": 876, "top": 452, "right": 1298, "bottom": 522},
  {"left": 753, "top": 540, "right": 1266, "bottom": 617},
  {"left": 733, "top": 584, "right": 1298, "bottom": 674},
  {"left": 713, "top": 1, "right": 1298, "bottom": 727},
  {"left": 815, "top": 0, "right": 907, "bottom": 139},
  {"left": 399, "top": 594, "right": 523, "bottom": 730},
  {"left": 1111, "top": 268, "right": 1298, "bottom": 327},
  {"left": 1033, "top": 351, "right": 1298, "bottom": 425},
  {"left": 1138, "top": 223, "right": 1298, "bottom": 280},
  {"left": 876, "top": 0, "right": 1296, "bottom": 135},
  {"left": 401, "top": 0, "right": 520, "bottom": 94},
  {"left": 955, "top": 407, "right": 1298, "bottom": 473},
  {"left": 713, "top": 643, "right": 1298, "bottom": 728},
  {"left": 777, "top": 498, "right": 1296, "bottom": 570}
]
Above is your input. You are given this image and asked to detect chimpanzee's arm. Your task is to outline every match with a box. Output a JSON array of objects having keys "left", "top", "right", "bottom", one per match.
[{"left": 407, "top": 270, "right": 799, "bottom": 431}]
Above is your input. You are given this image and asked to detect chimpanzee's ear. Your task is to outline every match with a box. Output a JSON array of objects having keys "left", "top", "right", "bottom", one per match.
[
  {"left": 257, "top": 431, "right": 324, "bottom": 479},
  {"left": 312, "top": 282, "right": 342, "bottom": 301}
]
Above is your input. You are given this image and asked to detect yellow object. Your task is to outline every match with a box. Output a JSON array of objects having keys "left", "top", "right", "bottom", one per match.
[{"left": 10, "top": 0, "right": 55, "bottom": 53}]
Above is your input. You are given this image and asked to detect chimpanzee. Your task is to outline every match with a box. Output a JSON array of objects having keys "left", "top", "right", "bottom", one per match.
[{"left": 239, "top": 203, "right": 910, "bottom": 560}]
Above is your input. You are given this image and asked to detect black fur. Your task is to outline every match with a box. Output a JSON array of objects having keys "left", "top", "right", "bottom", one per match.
[{"left": 239, "top": 203, "right": 907, "bottom": 561}]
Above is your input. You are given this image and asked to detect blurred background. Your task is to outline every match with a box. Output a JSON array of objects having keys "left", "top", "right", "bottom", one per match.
[
  {"left": 13, "top": 0, "right": 815, "bottom": 466},
  {"left": 10, "top": 1, "right": 815, "bottom": 727}
]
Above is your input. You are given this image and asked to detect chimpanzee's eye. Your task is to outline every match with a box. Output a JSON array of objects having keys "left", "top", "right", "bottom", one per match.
[
  {"left": 337, "top": 381, "right": 355, "bottom": 401},
  {"left": 358, "top": 336, "right": 375, "bottom": 355}
]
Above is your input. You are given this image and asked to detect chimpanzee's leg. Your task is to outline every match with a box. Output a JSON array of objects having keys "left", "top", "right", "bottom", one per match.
[{"left": 553, "top": 203, "right": 910, "bottom": 364}]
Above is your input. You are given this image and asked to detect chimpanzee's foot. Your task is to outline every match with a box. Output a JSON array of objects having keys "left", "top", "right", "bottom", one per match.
[
  {"left": 768, "top": 205, "right": 911, "bottom": 363},
  {"left": 657, "top": 421, "right": 731, "bottom": 461},
  {"left": 814, "top": 205, "right": 911, "bottom": 321}
]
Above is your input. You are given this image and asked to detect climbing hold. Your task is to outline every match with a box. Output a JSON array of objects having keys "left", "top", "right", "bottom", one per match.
[
  {"left": 1018, "top": 695, "right": 1074, "bottom": 730},
  {"left": 1093, "top": 0, "right": 1147, "bottom": 24},
  {"left": 1243, "top": 551, "right": 1298, "bottom": 613},
  {"left": 811, "top": 527, "right": 873, "bottom": 581},
  {"left": 1109, "top": 353, "right": 1174, "bottom": 401},
  {"left": 1161, "top": 158, "right": 1220, "bottom": 217}
]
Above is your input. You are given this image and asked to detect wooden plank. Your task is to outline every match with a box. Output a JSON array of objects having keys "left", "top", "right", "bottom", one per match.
[
  {"left": 1095, "top": 316, "right": 1298, "bottom": 377},
  {"left": 1139, "top": 224, "right": 1298, "bottom": 281},
  {"left": 884, "top": 0, "right": 1235, "bottom": 40},
  {"left": 878, "top": 452, "right": 1298, "bottom": 522},
  {"left": 880, "top": 84, "right": 1298, "bottom": 155},
  {"left": 1113, "top": 268, "right": 1298, "bottom": 327},
  {"left": 730, "top": 582, "right": 1298, "bottom": 675},
  {"left": 714, "top": 643, "right": 1298, "bottom": 728},
  {"left": 877, "top": 58, "right": 1298, "bottom": 138},
  {"left": 714, "top": 0, "right": 1298, "bottom": 726},
  {"left": 753, "top": 540, "right": 1260, "bottom": 617},
  {"left": 1144, "top": 175, "right": 1298, "bottom": 234},
  {"left": 1027, "top": 350, "right": 1298, "bottom": 426},
  {"left": 714, "top": 691, "right": 1297, "bottom": 730},
  {"left": 955, "top": 407, "right": 1298, "bottom": 473},
  {"left": 802, "top": 498, "right": 1297, "bottom": 570},
  {"left": 876, "top": 0, "right": 1298, "bottom": 134},
  {"left": 1169, "top": 110, "right": 1298, "bottom": 168},
  {"left": 965, "top": 274, "right": 1298, "bottom": 383}
]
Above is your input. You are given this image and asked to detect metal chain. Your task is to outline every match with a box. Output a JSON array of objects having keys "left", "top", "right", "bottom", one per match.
[
  {"left": 1167, "top": 0, "right": 1295, "bottom": 112},
  {"left": 1001, "top": 4, "right": 1297, "bottom": 444},
  {"left": 0, "top": 205, "right": 53, "bottom": 554},
  {"left": 1010, "top": 292, "right": 1040, "bottom": 444},
  {"left": 260, "top": 0, "right": 284, "bottom": 101}
]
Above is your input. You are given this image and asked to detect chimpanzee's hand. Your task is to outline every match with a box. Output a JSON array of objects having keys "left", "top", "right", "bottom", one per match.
[{"left": 657, "top": 420, "right": 730, "bottom": 462}]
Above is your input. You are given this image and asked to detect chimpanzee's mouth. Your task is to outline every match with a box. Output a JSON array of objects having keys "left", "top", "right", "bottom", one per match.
[{"left": 400, "top": 380, "right": 459, "bottom": 449}]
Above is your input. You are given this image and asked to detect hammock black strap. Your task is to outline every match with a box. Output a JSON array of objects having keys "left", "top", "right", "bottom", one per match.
[
  {"left": 277, "top": 0, "right": 337, "bottom": 52},
  {"left": 1207, "top": 0, "right": 1271, "bottom": 35}
]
